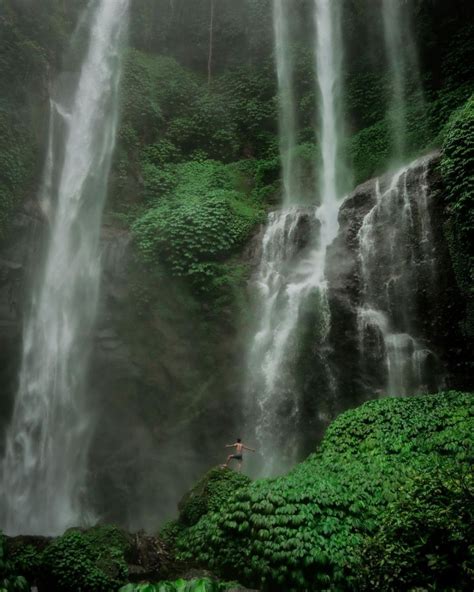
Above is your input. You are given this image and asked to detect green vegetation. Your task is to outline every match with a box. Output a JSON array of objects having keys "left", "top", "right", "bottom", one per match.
[
  {"left": 7, "top": 526, "right": 131, "bottom": 592},
  {"left": 2, "top": 395, "right": 473, "bottom": 592},
  {"left": 174, "top": 391, "right": 474, "bottom": 591},
  {"left": 441, "top": 95, "right": 474, "bottom": 337},
  {"left": 161, "top": 467, "right": 250, "bottom": 554},
  {"left": 0, "top": 0, "right": 82, "bottom": 240},
  {"left": 356, "top": 465, "right": 474, "bottom": 591},
  {"left": 132, "top": 159, "right": 263, "bottom": 294},
  {"left": 42, "top": 526, "right": 130, "bottom": 592},
  {"left": 1, "top": 3, "right": 473, "bottom": 589},
  {"left": 119, "top": 579, "right": 234, "bottom": 592},
  {"left": 178, "top": 467, "right": 251, "bottom": 527},
  {"left": 0, "top": 534, "right": 28, "bottom": 592}
]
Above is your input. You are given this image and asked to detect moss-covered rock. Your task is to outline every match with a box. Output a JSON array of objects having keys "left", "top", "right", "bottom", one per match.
[
  {"left": 178, "top": 468, "right": 251, "bottom": 528},
  {"left": 441, "top": 94, "right": 474, "bottom": 337},
  {"left": 174, "top": 391, "right": 474, "bottom": 591}
]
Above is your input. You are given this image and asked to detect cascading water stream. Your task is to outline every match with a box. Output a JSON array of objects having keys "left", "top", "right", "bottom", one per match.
[
  {"left": 273, "top": 0, "right": 299, "bottom": 205},
  {"left": 246, "top": 0, "right": 344, "bottom": 477},
  {"left": 357, "top": 154, "right": 442, "bottom": 396},
  {"left": 381, "top": 0, "right": 425, "bottom": 161},
  {"left": 0, "top": 0, "right": 129, "bottom": 536}
]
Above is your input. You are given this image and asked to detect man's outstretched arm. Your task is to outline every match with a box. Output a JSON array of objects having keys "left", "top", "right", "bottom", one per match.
[{"left": 243, "top": 445, "right": 255, "bottom": 452}]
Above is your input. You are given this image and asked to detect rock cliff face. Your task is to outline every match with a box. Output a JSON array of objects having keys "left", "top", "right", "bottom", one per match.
[{"left": 326, "top": 151, "right": 471, "bottom": 408}]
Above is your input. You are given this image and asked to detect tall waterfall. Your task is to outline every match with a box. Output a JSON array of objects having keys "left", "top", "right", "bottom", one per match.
[
  {"left": 246, "top": 0, "right": 344, "bottom": 476},
  {"left": 382, "top": 0, "right": 424, "bottom": 161},
  {"left": 357, "top": 154, "right": 442, "bottom": 396},
  {"left": 273, "top": 0, "right": 299, "bottom": 205},
  {"left": 0, "top": 0, "right": 129, "bottom": 536}
]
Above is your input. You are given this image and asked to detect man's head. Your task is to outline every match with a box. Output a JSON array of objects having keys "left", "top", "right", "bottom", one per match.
[{"left": 237, "top": 438, "right": 241, "bottom": 443}]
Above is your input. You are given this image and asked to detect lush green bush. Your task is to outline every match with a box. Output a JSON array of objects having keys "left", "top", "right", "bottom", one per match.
[
  {"left": 178, "top": 468, "right": 250, "bottom": 528},
  {"left": 0, "top": 534, "right": 28, "bottom": 592},
  {"left": 120, "top": 50, "right": 260, "bottom": 164},
  {"left": 0, "top": 0, "right": 82, "bottom": 240},
  {"left": 174, "top": 392, "right": 474, "bottom": 591},
  {"left": 440, "top": 95, "right": 474, "bottom": 337},
  {"left": 214, "top": 63, "right": 277, "bottom": 158},
  {"left": 356, "top": 464, "right": 474, "bottom": 591},
  {"left": 119, "top": 578, "right": 235, "bottom": 592},
  {"left": 132, "top": 160, "right": 263, "bottom": 294},
  {"left": 40, "top": 526, "right": 131, "bottom": 592}
]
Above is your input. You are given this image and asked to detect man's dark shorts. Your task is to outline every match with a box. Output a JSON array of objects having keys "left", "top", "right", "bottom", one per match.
[{"left": 231, "top": 454, "right": 243, "bottom": 461}]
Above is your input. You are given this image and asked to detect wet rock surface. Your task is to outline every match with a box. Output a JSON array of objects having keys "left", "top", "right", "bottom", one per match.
[
  {"left": 326, "top": 151, "right": 472, "bottom": 405},
  {"left": 0, "top": 200, "right": 45, "bottom": 434}
]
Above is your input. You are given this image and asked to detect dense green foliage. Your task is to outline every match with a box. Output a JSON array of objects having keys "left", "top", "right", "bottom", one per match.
[
  {"left": 0, "top": 0, "right": 83, "bottom": 240},
  {"left": 132, "top": 160, "right": 263, "bottom": 293},
  {"left": 178, "top": 467, "right": 251, "bottom": 527},
  {"left": 174, "top": 392, "right": 474, "bottom": 591},
  {"left": 357, "top": 465, "right": 474, "bottom": 591},
  {"left": 0, "top": 3, "right": 473, "bottom": 588},
  {"left": 119, "top": 579, "right": 233, "bottom": 592},
  {"left": 42, "top": 526, "right": 130, "bottom": 592},
  {"left": 160, "top": 467, "right": 250, "bottom": 555},
  {"left": 0, "top": 535, "right": 28, "bottom": 592},
  {"left": 441, "top": 95, "right": 474, "bottom": 337},
  {"left": 8, "top": 526, "right": 131, "bottom": 592}
]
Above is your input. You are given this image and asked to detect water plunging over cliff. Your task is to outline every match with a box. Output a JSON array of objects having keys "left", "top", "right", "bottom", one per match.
[
  {"left": 1, "top": 0, "right": 129, "bottom": 535},
  {"left": 356, "top": 155, "right": 442, "bottom": 396},
  {"left": 246, "top": 0, "right": 344, "bottom": 476},
  {"left": 273, "top": 0, "right": 299, "bottom": 205},
  {"left": 381, "top": 0, "right": 425, "bottom": 161}
]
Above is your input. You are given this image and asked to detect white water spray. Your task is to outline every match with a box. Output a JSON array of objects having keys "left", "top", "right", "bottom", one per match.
[
  {"left": 246, "top": 0, "right": 344, "bottom": 476},
  {"left": 1, "top": 0, "right": 129, "bottom": 535},
  {"left": 357, "top": 155, "right": 441, "bottom": 396},
  {"left": 382, "top": 0, "right": 425, "bottom": 161},
  {"left": 273, "top": 0, "right": 299, "bottom": 205}
]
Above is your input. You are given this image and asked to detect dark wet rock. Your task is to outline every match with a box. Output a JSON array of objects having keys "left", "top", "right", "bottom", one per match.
[
  {"left": 0, "top": 199, "right": 44, "bottom": 434},
  {"left": 126, "top": 531, "right": 172, "bottom": 582},
  {"left": 292, "top": 207, "right": 321, "bottom": 253},
  {"left": 326, "top": 150, "right": 472, "bottom": 405}
]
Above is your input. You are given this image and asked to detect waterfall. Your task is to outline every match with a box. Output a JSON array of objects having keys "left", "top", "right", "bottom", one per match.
[
  {"left": 246, "top": 0, "right": 344, "bottom": 477},
  {"left": 314, "top": 0, "right": 343, "bottom": 250},
  {"left": 0, "top": 0, "right": 129, "bottom": 536},
  {"left": 381, "top": 0, "right": 425, "bottom": 161},
  {"left": 273, "top": 0, "right": 299, "bottom": 205},
  {"left": 357, "top": 154, "right": 442, "bottom": 396}
]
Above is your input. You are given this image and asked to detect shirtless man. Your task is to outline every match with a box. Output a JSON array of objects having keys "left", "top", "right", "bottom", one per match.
[{"left": 222, "top": 438, "right": 255, "bottom": 472}]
